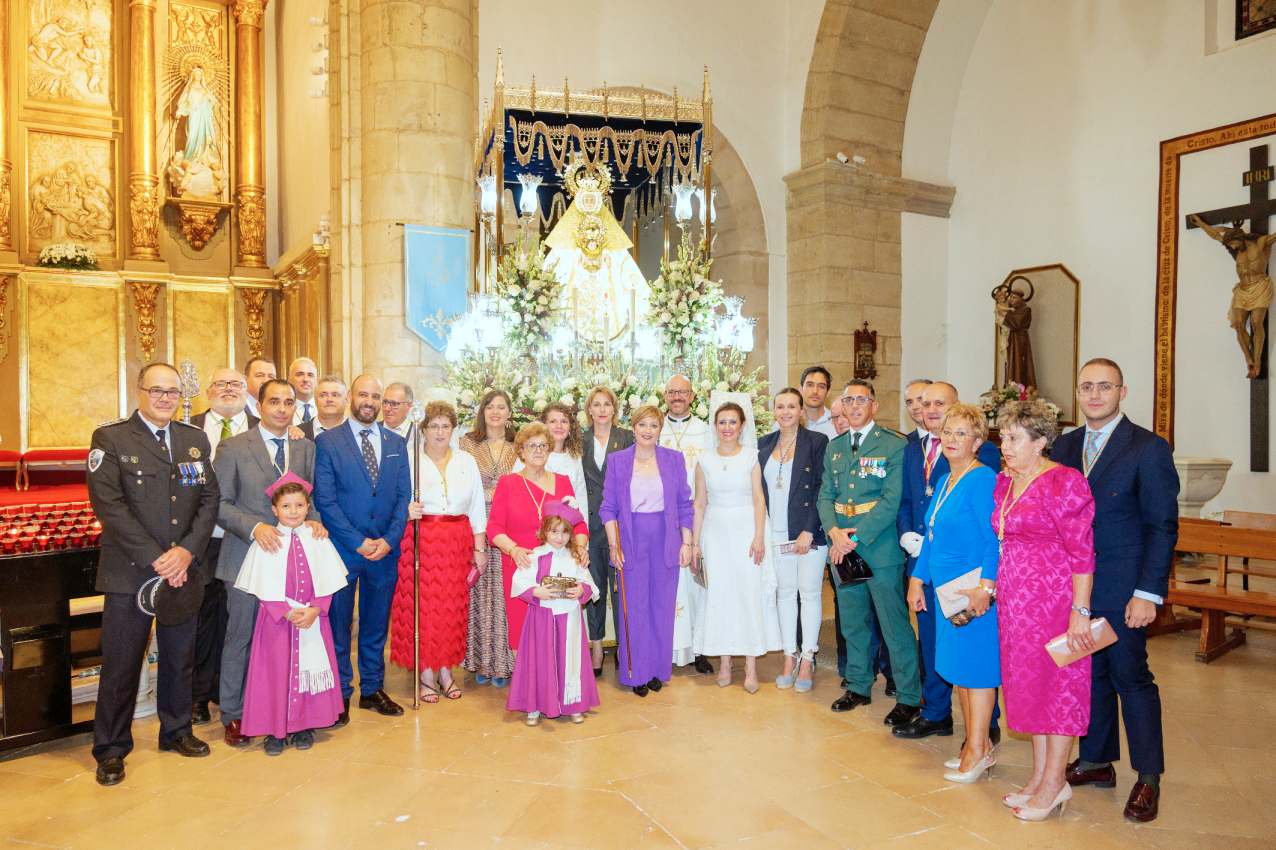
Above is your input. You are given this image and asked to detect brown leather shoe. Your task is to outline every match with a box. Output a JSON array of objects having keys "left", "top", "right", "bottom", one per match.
[
  {"left": 1065, "top": 758, "right": 1116, "bottom": 788},
  {"left": 223, "top": 719, "right": 252, "bottom": 748},
  {"left": 1124, "top": 782, "right": 1159, "bottom": 823}
]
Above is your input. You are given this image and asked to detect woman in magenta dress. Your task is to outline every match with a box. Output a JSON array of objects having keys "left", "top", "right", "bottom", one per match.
[
  {"left": 487, "top": 422, "right": 589, "bottom": 651},
  {"left": 993, "top": 401, "right": 1096, "bottom": 821}
]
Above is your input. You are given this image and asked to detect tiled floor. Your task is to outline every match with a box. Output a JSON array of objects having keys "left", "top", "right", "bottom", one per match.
[{"left": 3, "top": 614, "right": 1275, "bottom": 849}]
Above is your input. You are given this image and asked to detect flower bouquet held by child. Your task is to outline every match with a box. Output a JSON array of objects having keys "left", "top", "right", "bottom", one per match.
[
  {"left": 507, "top": 499, "right": 601, "bottom": 726},
  {"left": 235, "top": 472, "right": 348, "bottom": 755}
]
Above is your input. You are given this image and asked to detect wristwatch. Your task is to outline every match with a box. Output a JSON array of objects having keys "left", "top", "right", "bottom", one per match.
[{"left": 1072, "top": 604, "right": 1092, "bottom": 617}]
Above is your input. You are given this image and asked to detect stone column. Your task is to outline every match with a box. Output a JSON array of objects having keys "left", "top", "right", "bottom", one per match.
[
  {"left": 784, "top": 161, "right": 953, "bottom": 427},
  {"left": 359, "top": 0, "right": 475, "bottom": 386},
  {"left": 126, "top": 0, "right": 161, "bottom": 260},
  {"left": 233, "top": 0, "right": 268, "bottom": 268},
  {"left": 0, "top": 1, "right": 11, "bottom": 253}
]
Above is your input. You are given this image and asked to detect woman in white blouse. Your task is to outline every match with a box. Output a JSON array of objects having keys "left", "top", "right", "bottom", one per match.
[
  {"left": 389, "top": 401, "right": 488, "bottom": 703},
  {"left": 514, "top": 402, "right": 587, "bottom": 507}
]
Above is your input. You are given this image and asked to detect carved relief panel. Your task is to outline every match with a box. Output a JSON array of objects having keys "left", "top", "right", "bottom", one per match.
[
  {"left": 25, "top": 0, "right": 114, "bottom": 110},
  {"left": 26, "top": 130, "right": 118, "bottom": 258}
]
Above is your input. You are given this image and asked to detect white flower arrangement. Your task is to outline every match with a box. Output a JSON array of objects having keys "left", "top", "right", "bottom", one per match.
[
  {"left": 647, "top": 234, "right": 723, "bottom": 361},
  {"left": 495, "top": 234, "right": 563, "bottom": 355},
  {"left": 37, "top": 242, "right": 99, "bottom": 270}
]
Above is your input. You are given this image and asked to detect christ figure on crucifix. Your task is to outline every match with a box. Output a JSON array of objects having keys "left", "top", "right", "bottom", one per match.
[{"left": 1189, "top": 214, "right": 1276, "bottom": 378}]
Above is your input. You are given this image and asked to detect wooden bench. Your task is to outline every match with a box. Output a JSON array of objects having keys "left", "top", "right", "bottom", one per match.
[{"left": 1154, "top": 517, "right": 1276, "bottom": 662}]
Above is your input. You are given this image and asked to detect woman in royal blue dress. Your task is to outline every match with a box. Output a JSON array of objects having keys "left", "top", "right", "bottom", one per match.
[{"left": 907, "top": 402, "right": 1001, "bottom": 784}]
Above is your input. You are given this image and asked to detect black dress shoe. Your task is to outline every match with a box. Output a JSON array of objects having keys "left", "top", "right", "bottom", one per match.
[
  {"left": 332, "top": 697, "right": 350, "bottom": 728},
  {"left": 1065, "top": 758, "right": 1117, "bottom": 788},
  {"left": 593, "top": 667, "right": 603, "bottom": 677},
  {"left": 1124, "top": 781, "right": 1159, "bottom": 822},
  {"left": 891, "top": 713, "right": 952, "bottom": 738},
  {"left": 95, "top": 757, "right": 125, "bottom": 786},
  {"left": 191, "top": 701, "right": 211, "bottom": 724},
  {"left": 358, "top": 689, "right": 404, "bottom": 716},
  {"left": 632, "top": 685, "right": 649, "bottom": 697},
  {"left": 159, "top": 733, "right": 211, "bottom": 757},
  {"left": 884, "top": 677, "right": 896, "bottom": 697},
  {"left": 830, "top": 691, "right": 871, "bottom": 712},
  {"left": 647, "top": 677, "right": 663, "bottom": 692},
  {"left": 883, "top": 703, "right": 922, "bottom": 728},
  {"left": 693, "top": 655, "right": 715, "bottom": 675},
  {"left": 289, "top": 730, "right": 315, "bottom": 750},
  {"left": 263, "top": 735, "right": 285, "bottom": 756}
]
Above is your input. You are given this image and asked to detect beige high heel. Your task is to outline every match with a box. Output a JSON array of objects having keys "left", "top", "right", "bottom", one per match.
[
  {"left": 1002, "top": 792, "right": 1031, "bottom": 808},
  {"left": 1012, "top": 784, "right": 1072, "bottom": 821},
  {"left": 943, "top": 753, "right": 995, "bottom": 784}
]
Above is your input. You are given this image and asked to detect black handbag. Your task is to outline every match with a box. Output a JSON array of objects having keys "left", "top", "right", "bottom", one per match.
[{"left": 830, "top": 548, "right": 874, "bottom": 586}]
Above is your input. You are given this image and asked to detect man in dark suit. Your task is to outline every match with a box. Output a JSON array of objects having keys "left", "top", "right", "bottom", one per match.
[
  {"left": 188, "top": 368, "right": 258, "bottom": 724},
  {"left": 893, "top": 381, "right": 1002, "bottom": 741},
  {"left": 242, "top": 356, "right": 276, "bottom": 420},
  {"left": 315, "top": 374, "right": 412, "bottom": 719},
  {"left": 212, "top": 378, "right": 324, "bottom": 747},
  {"left": 298, "top": 375, "right": 347, "bottom": 440},
  {"left": 1055, "top": 358, "right": 1178, "bottom": 823},
  {"left": 87, "top": 363, "right": 220, "bottom": 786},
  {"left": 581, "top": 412, "right": 633, "bottom": 672},
  {"left": 903, "top": 378, "right": 932, "bottom": 444}
]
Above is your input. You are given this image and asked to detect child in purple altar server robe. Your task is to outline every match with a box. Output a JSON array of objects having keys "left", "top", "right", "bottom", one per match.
[
  {"left": 236, "top": 472, "right": 347, "bottom": 755},
  {"left": 507, "top": 501, "right": 601, "bottom": 726}
]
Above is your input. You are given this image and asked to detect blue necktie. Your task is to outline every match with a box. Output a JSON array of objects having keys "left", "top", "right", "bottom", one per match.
[
  {"left": 302, "top": 403, "right": 313, "bottom": 423},
  {"left": 271, "top": 438, "right": 285, "bottom": 476},
  {"left": 156, "top": 429, "right": 171, "bottom": 462},
  {"left": 360, "top": 429, "right": 379, "bottom": 486}
]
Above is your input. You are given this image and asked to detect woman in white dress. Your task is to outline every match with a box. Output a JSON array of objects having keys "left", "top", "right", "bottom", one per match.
[
  {"left": 692, "top": 399, "right": 780, "bottom": 693},
  {"left": 515, "top": 402, "right": 587, "bottom": 507}
]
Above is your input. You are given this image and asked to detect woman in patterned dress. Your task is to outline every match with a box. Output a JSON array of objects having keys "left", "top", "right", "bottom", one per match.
[
  {"left": 993, "top": 400, "right": 1096, "bottom": 821},
  {"left": 460, "top": 390, "right": 517, "bottom": 686}
]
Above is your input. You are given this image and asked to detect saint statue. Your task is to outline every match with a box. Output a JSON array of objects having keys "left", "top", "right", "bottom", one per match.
[
  {"left": 176, "top": 65, "right": 216, "bottom": 165},
  {"left": 992, "top": 275, "right": 1037, "bottom": 388},
  {"left": 164, "top": 50, "right": 227, "bottom": 199},
  {"left": 1189, "top": 214, "right": 1276, "bottom": 379},
  {"left": 543, "top": 157, "right": 649, "bottom": 343}
]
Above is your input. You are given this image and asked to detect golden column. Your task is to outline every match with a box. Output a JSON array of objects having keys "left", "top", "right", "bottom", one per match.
[
  {"left": 0, "top": 0, "right": 16, "bottom": 252},
  {"left": 359, "top": 0, "right": 476, "bottom": 385},
  {"left": 233, "top": 0, "right": 267, "bottom": 268},
  {"left": 126, "top": 0, "right": 161, "bottom": 260}
]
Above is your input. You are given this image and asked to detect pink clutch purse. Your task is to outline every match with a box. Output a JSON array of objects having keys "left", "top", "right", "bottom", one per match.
[
  {"left": 466, "top": 567, "right": 481, "bottom": 588},
  {"left": 1044, "top": 617, "right": 1117, "bottom": 667}
]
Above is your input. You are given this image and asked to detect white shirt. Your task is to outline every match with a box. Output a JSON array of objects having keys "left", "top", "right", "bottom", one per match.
[
  {"left": 805, "top": 407, "right": 838, "bottom": 441},
  {"left": 348, "top": 418, "right": 382, "bottom": 465},
  {"left": 292, "top": 399, "right": 317, "bottom": 426},
  {"left": 258, "top": 425, "right": 292, "bottom": 475},
  {"left": 845, "top": 420, "right": 875, "bottom": 450},
  {"left": 415, "top": 449, "right": 487, "bottom": 532},
  {"left": 311, "top": 418, "right": 342, "bottom": 438},
  {"left": 245, "top": 394, "right": 260, "bottom": 418},
  {"left": 763, "top": 455, "right": 793, "bottom": 538},
  {"left": 202, "top": 410, "right": 248, "bottom": 538},
  {"left": 387, "top": 421, "right": 413, "bottom": 440}
]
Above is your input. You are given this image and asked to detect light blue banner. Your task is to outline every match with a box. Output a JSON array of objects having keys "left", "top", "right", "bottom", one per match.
[{"left": 404, "top": 224, "right": 471, "bottom": 352}]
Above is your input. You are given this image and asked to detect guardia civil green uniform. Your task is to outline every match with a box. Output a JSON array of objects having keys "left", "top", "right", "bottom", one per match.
[{"left": 817, "top": 422, "right": 920, "bottom": 706}]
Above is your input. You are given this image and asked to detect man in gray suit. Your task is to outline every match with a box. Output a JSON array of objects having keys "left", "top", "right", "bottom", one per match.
[{"left": 212, "top": 378, "right": 327, "bottom": 746}]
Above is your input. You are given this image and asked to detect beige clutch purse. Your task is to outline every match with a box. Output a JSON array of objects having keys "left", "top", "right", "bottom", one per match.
[{"left": 1044, "top": 617, "right": 1117, "bottom": 667}]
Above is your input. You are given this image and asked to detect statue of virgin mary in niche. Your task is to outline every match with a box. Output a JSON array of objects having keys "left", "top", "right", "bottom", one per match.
[
  {"left": 177, "top": 65, "right": 216, "bottom": 164},
  {"left": 166, "top": 54, "right": 226, "bottom": 199}
]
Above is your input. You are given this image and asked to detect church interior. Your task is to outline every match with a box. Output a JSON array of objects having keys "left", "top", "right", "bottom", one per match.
[{"left": 2, "top": 0, "right": 1276, "bottom": 847}]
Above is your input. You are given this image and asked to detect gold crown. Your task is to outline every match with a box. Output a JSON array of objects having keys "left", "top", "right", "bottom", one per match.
[{"left": 562, "top": 155, "right": 612, "bottom": 198}]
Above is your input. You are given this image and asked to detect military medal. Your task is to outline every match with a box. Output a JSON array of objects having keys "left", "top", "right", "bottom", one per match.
[{"left": 189, "top": 447, "right": 201, "bottom": 459}]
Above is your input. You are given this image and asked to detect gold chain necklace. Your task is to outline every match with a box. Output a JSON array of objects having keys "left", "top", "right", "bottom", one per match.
[
  {"left": 996, "top": 459, "right": 1051, "bottom": 544},
  {"left": 774, "top": 431, "right": 797, "bottom": 490}
]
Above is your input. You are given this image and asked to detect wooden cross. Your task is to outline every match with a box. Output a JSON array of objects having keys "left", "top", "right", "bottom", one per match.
[{"left": 1186, "top": 144, "right": 1276, "bottom": 472}]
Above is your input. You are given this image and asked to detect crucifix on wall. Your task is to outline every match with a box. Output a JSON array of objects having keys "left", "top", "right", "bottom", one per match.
[{"left": 1186, "top": 143, "right": 1276, "bottom": 471}]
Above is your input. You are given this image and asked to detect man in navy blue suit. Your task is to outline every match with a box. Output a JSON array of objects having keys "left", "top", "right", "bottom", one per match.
[
  {"left": 892, "top": 381, "right": 1002, "bottom": 742},
  {"left": 314, "top": 374, "right": 412, "bottom": 723},
  {"left": 1055, "top": 358, "right": 1177, "bottom": 823}
]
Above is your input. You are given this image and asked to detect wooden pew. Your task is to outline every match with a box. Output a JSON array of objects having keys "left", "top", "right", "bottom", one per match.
[{"left": 1155, "top": 517, "right": 1276, "bottom": 662}]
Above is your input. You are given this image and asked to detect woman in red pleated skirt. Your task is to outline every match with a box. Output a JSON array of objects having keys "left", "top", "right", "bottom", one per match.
[{"left": 389, "top": 401, "right": 489, "bottom": 703}]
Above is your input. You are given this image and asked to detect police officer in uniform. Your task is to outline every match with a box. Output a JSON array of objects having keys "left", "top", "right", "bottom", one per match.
[
  {"left": 818, "top": 379, "right": 921, "bottom": 727},
  {"left": 87, "top": 362, "right": 220, "bottom": 786}
]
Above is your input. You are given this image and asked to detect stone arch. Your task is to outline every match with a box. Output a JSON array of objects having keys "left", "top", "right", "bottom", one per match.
[{"left": 786, "top": 0, "right": 949, "bottom": 424}]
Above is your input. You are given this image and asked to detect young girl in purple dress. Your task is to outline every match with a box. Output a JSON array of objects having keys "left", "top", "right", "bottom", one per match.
[{"left": 507, "top": 501, "right": 600, "bottom": 726}]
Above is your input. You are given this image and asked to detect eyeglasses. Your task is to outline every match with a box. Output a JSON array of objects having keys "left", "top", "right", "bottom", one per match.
[
  {"left": 425, "top": 422, "right": 452, "bottom": 431},
  {"left": 524, "top": 442, "right": 550, "bottom": 452},
  {"left": 142, "top": 387, "right": 181, "bottom": 400},
  {"left": 665, "top": 389, "right": 692, "bottom": 397},
  {"left": 381, "top": 400, "right": 406, "bottom": 409},
  {"left": 211, "top": 380, "right": 246, "bottom": 391},
  {"left": 1078, "top": 382, "right": 1121, "bottom": 395},
  {"left": 842, "top": 395, "right": 873, "bottom": 407},
  {"left": 939, "top": 428, "right": 975, "bottom": 440}
]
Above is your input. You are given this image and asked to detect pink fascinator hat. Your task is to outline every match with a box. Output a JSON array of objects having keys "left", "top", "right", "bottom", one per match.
[
  {"left": 265, "top": 470, "right": 313, "bottom": 499},
  {"left": 543, "top": 498, "right": 584, "bottom": 527}
]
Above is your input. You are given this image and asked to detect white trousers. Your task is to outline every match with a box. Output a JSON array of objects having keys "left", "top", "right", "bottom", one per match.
[{"left": 775, "top": 543, "right": 827, "bottom": 657}]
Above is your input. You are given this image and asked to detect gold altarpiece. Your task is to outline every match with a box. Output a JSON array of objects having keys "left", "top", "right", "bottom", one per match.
[{"left": 0, "top": 0, "right": 325, "bottom": 452}]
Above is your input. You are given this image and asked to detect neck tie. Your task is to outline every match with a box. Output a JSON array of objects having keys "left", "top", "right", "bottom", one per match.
[
  {"left": 219, "top": 416, "right": 232, "bottom": 442},
  {"left": 926, "top": 435, "right": 940, "bottom": 465},
  {"left": 302, "top": 403, "right": 314, "bottom": 423},
  {"left": 1084, "top": 431, "right": 1102, "bottom": 472},
  {"left": 360, "top": 429, "right": 380, "bottom": 486},
  {"left": 270, "top": 438, "right": 285, "bottom": 476},
  {"left": 155, "top": 428, "right": 171, "bottom": 462},
  {"left": 851, "top": 431, "right": 862, "bottom": 453}
]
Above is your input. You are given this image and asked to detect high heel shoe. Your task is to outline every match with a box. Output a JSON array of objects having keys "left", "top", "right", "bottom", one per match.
[
  {"left": 1002, "top": 792, "right": 1031, "bottom": 808},
  {"left": 943, "top": 753, "right": 995, "bottom": 784},
  {"left": 1012, "top": 784, "right": 1072, "bottom": 821},
  {"left": 743, "top": 678, "right": 759, "bottom": 694},
  {"left": 775, "top": 655, "right": 797, "bottom": 689}
]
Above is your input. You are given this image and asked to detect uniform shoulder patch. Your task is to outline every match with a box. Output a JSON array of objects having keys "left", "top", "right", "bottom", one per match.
[
  {"left": 97, "top": 417, "right": 127, "bottom": 428},
  {"left": 87, "top": 448, "right": 106, "bottom": 473},
  {"left": 880, "top": 427, "right": 907, "bottom": 440}
]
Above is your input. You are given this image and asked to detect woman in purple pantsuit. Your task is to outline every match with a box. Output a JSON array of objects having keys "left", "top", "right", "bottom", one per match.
[
  {"left": 600, "top": 406, "right": 695, "bottom": 697},
  {"left": 236, "top": 474, "right": 348, "bottom": 755}
]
